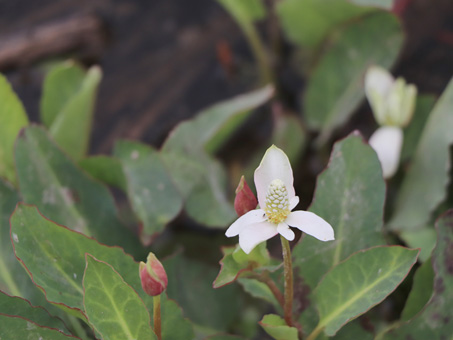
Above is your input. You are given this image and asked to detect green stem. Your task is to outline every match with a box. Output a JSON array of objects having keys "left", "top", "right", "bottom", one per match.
[
  {"left": 280, "top": 235, "right": 294, "bottom": 328},
  {"left": 153, "top": 295, "right": 162, "bottom": 340},
  {"left": 248, "top": 271, "right": 285, "bottom": 309},
  {"left": 242, "top": 22, "right": 274, "bottom": 85},
  {"left": 67, "top": 316, "right": 89, "bottom": 339},
  {"left": 306, "top": 325, "right": 323, "bottom": 340}
]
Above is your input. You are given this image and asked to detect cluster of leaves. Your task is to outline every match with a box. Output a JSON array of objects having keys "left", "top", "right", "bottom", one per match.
[{"left": 0, "top": 1, "right": 452, "bottom": 340}]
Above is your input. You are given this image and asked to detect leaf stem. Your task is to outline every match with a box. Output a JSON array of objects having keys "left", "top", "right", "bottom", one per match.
[
  {"left": 280, "top": 235, "right": 294, "bottom": 328},
  {"left": 153, "top": 295, "right": 162, "bottom": 340},
  {"left": 241, "top": 22, "right": 274, "bottom": 85},
  {"left": 306, "top": 325, "right": 323, "bottom": 340},
  {"left": 248, "top": 271, "right": 285, "bottom": 309}
]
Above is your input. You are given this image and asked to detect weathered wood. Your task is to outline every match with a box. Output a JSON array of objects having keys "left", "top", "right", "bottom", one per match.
[{"left": 0, "top": 14, "right": 105, "bottom": 69}]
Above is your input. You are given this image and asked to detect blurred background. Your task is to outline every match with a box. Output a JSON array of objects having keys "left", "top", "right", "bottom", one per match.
[{"left": 1, "top": 0, "right": 453, "bottom": 155}]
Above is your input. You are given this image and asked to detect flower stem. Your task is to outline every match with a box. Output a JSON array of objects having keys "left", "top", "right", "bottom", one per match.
[
  {"left": 248, "top": 271, "right": 285, "bottom": 309},
  {"left": 280, "top": 235, "right": 294, "bottom": 327},
  {"left": 153, "top": 295, "right": 162, "bottom": 340}
]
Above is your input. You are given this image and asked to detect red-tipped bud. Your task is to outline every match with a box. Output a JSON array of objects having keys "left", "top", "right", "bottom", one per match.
[
  {"left": 234, "top": 176, "right": 258, "bottom": 217},
  {"left": 139, "top": 253, "right": 168, "bottom": 297}
]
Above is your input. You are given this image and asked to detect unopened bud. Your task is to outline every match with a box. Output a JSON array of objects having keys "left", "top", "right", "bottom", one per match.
[
  {"left": 234, "top": 176, "right": 258, "bottom": 217},
  {"left": 139, "top": 253, "right": 168, "bottom": 297},
  {"left": 365, "top": 65, "right": 417, "bottom": 127}
]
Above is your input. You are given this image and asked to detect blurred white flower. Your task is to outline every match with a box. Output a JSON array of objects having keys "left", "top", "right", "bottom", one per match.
[
  {"left": 369, "top": 126, "right": 403, "bottom": 179},
  {"left": 365, "top": 65, "right": 417, "bottom": 128},
  {"left": 225, "top": 145, "right": 334, "bottom": 254},
  {"left": 365, "top": 66, "right": 417, "bottom": 179}
]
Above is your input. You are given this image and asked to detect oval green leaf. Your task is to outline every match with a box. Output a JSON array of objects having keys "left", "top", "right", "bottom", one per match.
[
  {"left": 0, "top": 314, "right": 78, "bottom": 339},
  {"left": 10, "top": 204, "right": 194, "bottom": 339},
  {"left": 15, "top": 126, "right": 139, "bottom": 254},
  {"left": 0, "top": 73, "right": 29, "bottom": 185},
  {"left": 383, "top": 210, "right": 453, "bottom": 338},
  {"left": 303, "top": 12, "right": 403, "bottom": 143},
  {"left": 314, "top": 246, "right": 419, "bottom": 336},
  {"left": 114, "top": 140, "right": 183, "bottom": 243},
  {"left": 83, "top": 255, "right": 155, "bottom": 340}
]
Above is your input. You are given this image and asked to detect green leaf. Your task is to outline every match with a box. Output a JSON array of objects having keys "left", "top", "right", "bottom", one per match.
[
  {"left": 83, "top": 255, "right": 156, "bottom": 340},
  {"left": 0, "top": 180, "right": 63, "bottom": 316},
  {"left": 276, "top": 0, "right": 374, "bottom": 48},
  {"left": 400, "top": 258, "right": 434, "bottom": 321},
  {"left": 399, "top": 227, "right": 436, "bottom": 263},
  {"left": 0, "top": 179, "right": 21, "bottom": 296},
  {"left": 259, "top": 314, "right": 298, "bottom": 340},
  {"left": 165, "top": 254, "right": 241, "bottom": 332},
  {"left": 40, "top": 61, "right": 86, "bottom": 127},
  {"left": 0, "top": 314, "right": 78, "bottom": 339},
  {"left": 48, "top": 65, "right": 102, "bottom": 160},
  {"left": 383, "top": 211, "right": 453, "bottom": 338},
  {"left": 213, "top": 243, "right": 272, "bottom": 288},
  {"left": 15, "top": 126, "right": 140, "bottom": 254},
  {"left": 161, "top": 86, "right": 273, "bottom": 227},
  {"left": 271, "top": 113, "right": 307, "bottom": 164},
  {"left": 303, "top": 12, "right": 403, "bottom": 143},
  {"left": 389, "top": 77, "right": 453, "bottom": 231},
  {"left": 400, "top": 95, "right": 436, "bottom": 162},
  {"left": 10, "top": 204, "right": 194, "bottom": 339},
  {"left": 293, "top": 133, "right": 387, "bottom": 289},
  {"left": 350, "top": 0, "right": 393, "bottom": 8},
  {"left": 79, "top": 155, "right": 127, "bottom": 191},
  {"left": 216, "top": 0, "right": 266, "bottom": 27},
  {"left": 237, "top": 278, "right": 280, "bottom": 309},
  {"left": 114, "top": 140, "right": 183, "bottom": 242},
  {"left": 313, "top": 246, "right": 419, "bottom": 336},
  {"left": 0, "top": 74, "right": 29, "bottom": 185},
  {"left": 0, "top": 291, "right": 69, "bottom": 333}
]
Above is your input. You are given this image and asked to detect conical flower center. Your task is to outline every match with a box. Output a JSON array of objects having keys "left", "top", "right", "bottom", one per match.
[{"left": 264, "top": 179, "right": 290, "bottom": 224}]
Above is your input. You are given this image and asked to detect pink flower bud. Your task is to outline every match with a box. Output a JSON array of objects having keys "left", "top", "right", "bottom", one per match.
[
  {"left": 234, "top": 176, "right": 258, "bottom": 217},
  {"left": 139, "top": 253, "right": 168, "bottom": 297}
]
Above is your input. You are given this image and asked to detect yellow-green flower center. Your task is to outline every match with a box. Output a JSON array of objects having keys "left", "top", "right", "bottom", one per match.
[{"left": 264, "top": 179, "right": 290, "bottom": 224}]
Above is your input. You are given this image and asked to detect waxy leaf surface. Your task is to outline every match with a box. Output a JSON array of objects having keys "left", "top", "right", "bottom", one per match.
[
  {"left": 79, "top": 155, "right": 127, "bottom": 191},
  {"left": 314, "top": 246, "right": 419, "bottom": 336},
  {"left": 304, "top": 12, "right": 403, "bottom": 143},
  {"left": 48, "top": 66, "right": 101, "bottom": 160},
  {"left": 259, "top": 314, "right": 298, "bottom": 340},
  {"left": 0, "top": 314, "right": 78, "bottom": 339},
  {"left": 293, "top": 133, "right": 386, "bottom": 289},
  {"left": 0, "top": 74, "right": 29, "bottom": 185},
  {"left": 389, "top": 77, "right": 453, "bottom": 231},
  {"left": 114, "top": 140, "right": 183, "bottom": 242},
  {"left": 0, "top": 291, "right": 68, "bottom": 333},
  {"left": 15, "top": 126, "right": 139, "bottom": 254},
  {"left": 276, "top": 0, "right": 374, "bottom": 48},
  {"left": 10, "top": 204, "right": 194, "bottom": 339},
  {"left": 161, "top": 86, "right": 273, "bottom": 227},
  {"left": 40, "top": 61, "right": 86, "bottom": 127},
  {"left": 83, "top": 255, "right": 155, "bottom": 340},
  {"left": 384, "top": 211, "right": 453, "bottom": 338}
]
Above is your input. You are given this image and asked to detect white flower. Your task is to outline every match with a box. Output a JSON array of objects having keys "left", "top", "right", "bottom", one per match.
[
  {"left": 365, "top": 65, "right": 417, "bottom": 128},
  {"left": 369, "top": 126, "right": 403, "bottom": 179},
  {"left": 225, "top": 145, "right": 334, "bottom": 254}
]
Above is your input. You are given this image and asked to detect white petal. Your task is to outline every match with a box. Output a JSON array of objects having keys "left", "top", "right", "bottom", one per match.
[
  {"left": 286, "top": 211, "right": 334, "bottom": 241},
  {"left": 365, "top": 65, "right": 394, "bottom": 99},
  {"left": 254, "top": 145, "right": 295, "bottom": 208},
  {"left": 238, "top": 221, "right": 278, "bottom": 254},
  {"left": 289, "top": 196, "right": 299, "bottom": 211},
  {"left": 225, "top": 209, "right": 266, "bottom": 237},
  {"left": 369, "top": 126, "right": 403, "bottom": 179},
  {"left": 277, "top": 223, "right": 295, "bottom": 241}
]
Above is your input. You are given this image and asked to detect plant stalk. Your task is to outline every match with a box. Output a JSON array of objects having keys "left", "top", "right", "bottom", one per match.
[
  {"left": 280, "top": 235, "right": 294, "bottom": 328},
  {"left": 153, "top": 294, "right": 162, "bottom": 340}
]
